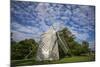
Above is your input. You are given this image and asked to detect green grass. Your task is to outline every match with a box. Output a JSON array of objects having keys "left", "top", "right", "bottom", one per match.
[
  {"left": 53, "top": 56, "right": 95, "bottom": 64},
  {"left": 11, "top": 55, "right": 95, "bottom": 66}
]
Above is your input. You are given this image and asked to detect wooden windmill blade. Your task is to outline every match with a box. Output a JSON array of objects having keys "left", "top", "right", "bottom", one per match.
[
  {"left": 56, "top": 32, "right": 68, "bottom": 54},
  {"left": 50, "top": 31, "right": 68, "bottom": 56},
  {"left": 50, "top": 16, "right": 69, "bottom": 55}
]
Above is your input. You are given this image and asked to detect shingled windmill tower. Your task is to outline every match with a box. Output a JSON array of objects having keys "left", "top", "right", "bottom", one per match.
[
  {"left": 36, "top": 23, "right": 68, "bottom": 61},
  {"left": 36, "top": 26, "right": 59, "bottom": 61}
]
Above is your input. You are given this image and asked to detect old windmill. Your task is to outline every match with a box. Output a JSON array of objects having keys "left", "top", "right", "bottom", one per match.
[{"left": 36, "top": 16, "right": 69, "bottom": 61}]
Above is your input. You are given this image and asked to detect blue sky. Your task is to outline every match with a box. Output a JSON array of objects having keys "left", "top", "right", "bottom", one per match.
[{"left": 11, "top": 1, "right": 95, "bottom": 49}]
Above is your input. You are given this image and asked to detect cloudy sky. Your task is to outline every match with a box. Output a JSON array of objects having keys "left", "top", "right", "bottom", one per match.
[{"left": 11, "top": 1, "right": 95, "bottom": 49}]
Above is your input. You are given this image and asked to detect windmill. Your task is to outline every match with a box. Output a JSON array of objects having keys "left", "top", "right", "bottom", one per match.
[{"left": 36, "top": 15, "right": 69, "bottom": 61}]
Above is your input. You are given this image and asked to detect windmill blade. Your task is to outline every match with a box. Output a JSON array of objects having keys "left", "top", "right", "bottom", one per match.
[
  {"left": 56, "top": 32, "right": 68, "bottom": 54},
  {"left": 24, "top": 44, "right": 36, "bottom": 59},
  {"left": 24, "top": 50, "right": 33, "bottom": 59}
]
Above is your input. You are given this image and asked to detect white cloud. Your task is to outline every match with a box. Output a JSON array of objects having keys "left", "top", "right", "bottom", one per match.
[
  {"left": 11, "top": 1, "right": 95, "bottom": 45},
  {"left": 11, "top": 22, "right": 42, "bottom": 42}
]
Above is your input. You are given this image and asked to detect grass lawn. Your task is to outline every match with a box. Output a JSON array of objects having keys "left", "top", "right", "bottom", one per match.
[
  {"left": 11, "top": 55, "right": 95, "bottom": 66},
  {"left": 53, "top": 56, "right": 95, "bottom": 64}
]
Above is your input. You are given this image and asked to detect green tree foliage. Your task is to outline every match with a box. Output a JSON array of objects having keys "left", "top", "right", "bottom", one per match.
[
  {"left": 11, "top": 39, "right": 38, "bottom": 60},
  {"left": 59, "top": 28, "right": 75, "bottom": 49},
  {"left": 58, "top": 28, "right": 90, "bottom": 57},
  {"left": 11, "top": 42, "right": 17, "bottom": 60},
  {"left": 58, "top": 28, "right": 75, "bottom": 56},
  {"left": 81, "top": 41, "right": 90, "bottom": 54}
]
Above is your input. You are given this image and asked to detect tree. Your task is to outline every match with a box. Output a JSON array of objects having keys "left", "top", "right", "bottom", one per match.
[
  {"left": 11, "top": 42, "right": 18, "bottom": 60},
  {"left": 58, "top": 28, "right": 76, "bottom": 56},
  {"left": 58, "top": 28, "right": 90, "bottom": 57},
  {"left": 11, "top": 32, "right": 17, "bottom": 60},
  {"left": 59, "top": 28, "right": 75, "bottom": 48},
  {"left": 81, "top": 41, "right": 89, "bottom": 54},
  {"left": 11, "top": 39, "right": 38, "bottom": 60}
]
